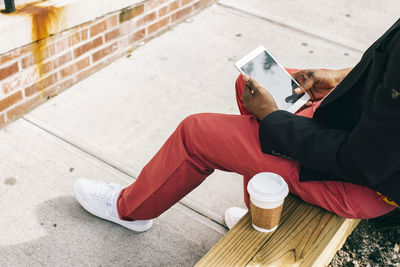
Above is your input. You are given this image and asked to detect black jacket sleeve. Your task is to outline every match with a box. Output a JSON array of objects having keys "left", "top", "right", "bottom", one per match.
[{"left": 258, "top": 34, "right": 400, "bottom": 187}]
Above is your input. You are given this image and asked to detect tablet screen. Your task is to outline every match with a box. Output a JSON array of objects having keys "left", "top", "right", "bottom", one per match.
[{"left": 239, "top": 50, "right": 304, "bottom": 110}]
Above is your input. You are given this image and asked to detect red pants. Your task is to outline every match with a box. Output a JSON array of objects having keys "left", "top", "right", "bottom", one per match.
[{"left": 117, "top": 70, "right": 395, "bottom": 220}]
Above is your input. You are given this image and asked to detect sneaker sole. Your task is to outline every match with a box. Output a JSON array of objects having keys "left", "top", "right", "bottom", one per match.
[{"left": 74, "top": 183, "right": 153, "bottom": 232}]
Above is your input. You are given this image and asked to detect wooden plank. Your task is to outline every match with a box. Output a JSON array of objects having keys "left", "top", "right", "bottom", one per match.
[
  {"left": 246, "top": 201, "right": 360, "bottom": 266},
  {"left": 195, "top": 194, "right": 303, "bottom": 267},
  {"left": 313, "top": 218, "right": 360, "bottom": 266},
  {"left": 197, "top": 194, "right": 360, "bottom": 267}
]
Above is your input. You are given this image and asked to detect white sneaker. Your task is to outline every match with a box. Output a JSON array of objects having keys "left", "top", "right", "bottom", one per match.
[
  {"left": 74, "top": 178, "right": 153, "bottom": 232},
  {"left": 224, "top": 207, "right": 248, "bottom": 230}
]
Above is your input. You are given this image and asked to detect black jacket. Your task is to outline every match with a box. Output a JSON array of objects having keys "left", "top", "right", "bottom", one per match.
[{"left": 259, "top": 19, "right": 400, "bottom": 205}]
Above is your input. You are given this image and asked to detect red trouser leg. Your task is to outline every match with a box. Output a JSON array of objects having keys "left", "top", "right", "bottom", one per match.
[
  {"left": 235, "top": 69, "right": 307, "bottom": 207},
  {"left": 117, "top": 72, "right": 395, "bottom": 220},
  {"left": 117, "top": 110, "right": 299, "bottom": 220}
]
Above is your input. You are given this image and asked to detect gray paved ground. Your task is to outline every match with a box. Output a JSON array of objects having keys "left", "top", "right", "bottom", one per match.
[{"left": 0, "top": 1, "right": 399, "bottom": 266}]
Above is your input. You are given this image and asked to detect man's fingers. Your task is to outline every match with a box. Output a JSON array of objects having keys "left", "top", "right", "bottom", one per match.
[
  {"left": 243, "top": 85, "right": 253, "bottom": 96},
  {"left": 305, "top": 100, "right": 313, "bottom": 107},
  {"left": 291, "top": 70, "right": 308, "bottom": 81},
  {"left": 294, "top": 78, "right": 314, "bottom": 94},
  {"left": 294, "top": 87, "right": 302, "bottom": 94},
  {"left": 242, "top": 75, "right": 259, "bottom": 95},
  {"left": 242, "top": 83, "right": 254, "bottom": 105},
  {"left": 242, "top": 74, "right": 253, "bottom": 91},
  {"left": 291, "top": 71, "right": 302, "bottom": 80},
  {"left": 247, "top": 76, "right": 263, "bottom": 93}
]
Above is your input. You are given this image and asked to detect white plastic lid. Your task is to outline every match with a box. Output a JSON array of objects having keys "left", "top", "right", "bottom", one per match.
[{"left": 247, "top": 172, "right": 289, "bottom": 202}]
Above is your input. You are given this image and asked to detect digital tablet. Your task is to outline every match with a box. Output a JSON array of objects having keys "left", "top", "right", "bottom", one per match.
[{"left": 235, "top": 45, "right": 309, "bottom": 113}]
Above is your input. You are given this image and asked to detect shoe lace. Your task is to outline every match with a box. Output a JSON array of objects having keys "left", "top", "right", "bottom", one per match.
[{"left": 90, "top": 182, "right": 121, "bottom": 216}]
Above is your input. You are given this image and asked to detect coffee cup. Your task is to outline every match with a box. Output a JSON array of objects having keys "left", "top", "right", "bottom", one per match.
[{"left": 247, "top": 172, "right": 289, "bottom": 232}]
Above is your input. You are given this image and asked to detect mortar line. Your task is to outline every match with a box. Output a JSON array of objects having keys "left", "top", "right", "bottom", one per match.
[
  {"left": 217, "top": 1, "right": 365, "bottom": 54},
  {"left": 22, "top": 115, "right": 228, "bottom": 232}
]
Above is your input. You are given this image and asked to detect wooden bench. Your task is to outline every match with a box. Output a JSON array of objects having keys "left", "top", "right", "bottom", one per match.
[{"left": 196, "top": 194, "right": 360, "bottom": 266}]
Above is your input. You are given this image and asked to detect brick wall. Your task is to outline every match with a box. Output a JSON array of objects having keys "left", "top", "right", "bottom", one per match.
[{"left": 0, "top": 0, "right": 215, "bottom": 129}]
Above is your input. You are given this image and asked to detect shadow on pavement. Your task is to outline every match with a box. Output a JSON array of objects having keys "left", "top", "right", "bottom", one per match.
[{"left": 0, "top": 196, "right": 216, "bottom": 266}]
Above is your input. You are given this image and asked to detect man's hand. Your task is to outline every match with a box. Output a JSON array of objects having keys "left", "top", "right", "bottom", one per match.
[
  {"left": 292, "top": 68, "right": 352, "bottom": 106},
  {"left": 242, "top": 74, "right": 278, "bottom": 120}
]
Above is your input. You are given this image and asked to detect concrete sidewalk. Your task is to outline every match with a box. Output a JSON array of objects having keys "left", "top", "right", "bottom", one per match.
[{"left": 0, "top": 1, "right": 398, "bottom": 266}]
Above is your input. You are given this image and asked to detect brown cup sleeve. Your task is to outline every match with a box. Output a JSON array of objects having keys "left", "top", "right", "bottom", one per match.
[{"left": 250, "top": 201, "right": 284, "bottom": 230}]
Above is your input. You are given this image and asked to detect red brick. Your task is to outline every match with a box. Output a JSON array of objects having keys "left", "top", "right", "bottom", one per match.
[
  {"left": 53, "top": 38, "right": 69, "bottom": 54},
  {"left": 54, "top": 52, "right": 73, "bottom": 68},
  {"left": 21, "top": 56, "right": 35, "bottom": 69},
  {"left": 172, "top": 6, "right": 192, "bottom": 21},
  {"left": 0, "top": 47, "right": 26, "bottom": 65},
  {"left": 92, "top": 43, "right": 119, "bottom": 62},
  {"left": 2, "top": 68, "right": 39, "bottom": 95},
  {"left": 25, "top": 38, "right": 58, "bottom": 57},
  {"left": 136, "top": 11, "right": 157, "bottom": 27},
  {"left": 21, "top": 42, "right": 57, "bottom": 69},
  {"left": 77, "top": 50, "right": 124, "bottom": 81},
  {"left": 1, "top": 45, "right": 32, "bottom": 64},
  {"left": 59, "top": 65, "right": 74, "bottom": 79},
  {"left": 41, "top": 41, "right": 57, "bottom": 55},
  {"left": 148, "top": 17, "right": 170, "bottom": 35},
  {"left": 106, "top": 15, "right": 118, "bottom": 28},
  {"left": 105, "top": 29, "right": 122, "bottom": 42},
  {"left": 59, "top": 57, "right": 91, "bottom": 80},
  {"left": 55, "top": 26, "right": 89, "bottom": 52},
  {"left": 43, "top": 77, "right": 75, "bottom": 99},
  {"left": 76, "top": 57, "right": 91, "bottom": 71},
  {"left": 43, "top": 73, "right": 59, "bottom": 88},
  {"left": 35, "top": 42, "right": 57, "bottom": 59},
  {"left": 119, "top": 29, "right": 146, "bottom": 48},
  {"left": 39, "top": 52, "right": 73, "bottom": 75},
  {"left": 117, "top": 20, "right": 137, "bottom": 37},
  {"left": 0, "top": 54, "right": 16, "bottom": 65},
  {"left": 24, "top": 73, "right": 58, "bottom": 97},
  {"left": 6, "top": 95, "right": 42, "bottom": 121},
  {"left": 180, "top": 0, "right": 193, "bottom": 6},
  {"left": 102, "top": 50, "right": 125, "bottom": 66},
  {"left": 48, "top": 30, "right": 89, "bottom": 56},
  {"left": 0, "top": 62, "right": 19, "bottom": 81},
  {"left": 119, "top": 5, "right": 145, "bottom": 23},
  {"left": 159, "top": 2, "right": 178, "bottom": 17},
  {"left": 76, "top": 61, "right": 105, "bottom": 81},
  {"left": 0, "top": 91, "right": 23, "bottom": 112},
  {"left": 25, "top": 83, "right": 41, "bottom": 97},
  {"left": 52, "top": 29, "right": 88, "bottom": 54},
  {"left": 194, "top": 0, "right": 210, "bottom": 9},
  {"left": 53, "top": 78, "right": 75, "bottom": 95},
  {"left": 90, "top": 20, "right": 107, "bottom": 38},
  {"left": 74, "top": 37, "right": 103, "bottom": 58},
  {"left": 145, "top": 0, "right": 169, "bottom": 11},
  {"left": 158, "top": 6, "right": 168, "bottom": 17},
  {"left": 0, "top": 113, "right": 5, "bottom": 128},
  {"left": 69, "top": 29, "right": 89, "bottom": 46},
  {"left": 130, "top": 29, "right": 146, "bottom": 43}
]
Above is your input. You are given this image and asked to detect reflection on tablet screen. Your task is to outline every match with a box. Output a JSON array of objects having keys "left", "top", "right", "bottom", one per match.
[{"left": 240, "top": 51, "right": 303, "bottom": 110}]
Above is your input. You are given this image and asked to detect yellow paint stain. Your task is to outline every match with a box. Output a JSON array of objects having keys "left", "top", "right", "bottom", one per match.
[{"left": 4, "top": 1, "right": 66, "bottom": 97}]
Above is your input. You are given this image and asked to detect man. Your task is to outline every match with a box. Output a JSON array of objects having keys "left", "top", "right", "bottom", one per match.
[{"left": 74, "top": 19, "right": 399, "bottom": 232}]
